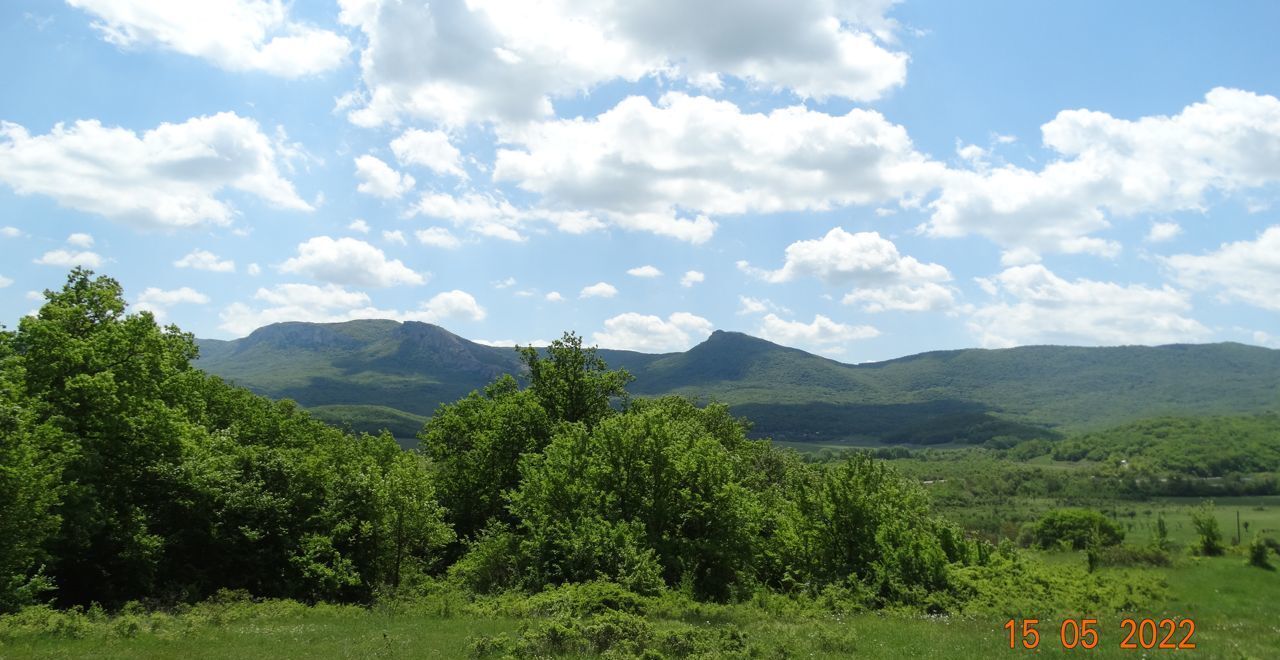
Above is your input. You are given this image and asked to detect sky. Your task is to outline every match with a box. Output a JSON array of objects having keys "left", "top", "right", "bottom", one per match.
[{"left": 1, "top": 0, "right": 1278, "bottom": 362}]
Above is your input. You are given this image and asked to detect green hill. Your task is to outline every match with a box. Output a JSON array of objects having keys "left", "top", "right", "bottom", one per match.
[{"left": 195, "top": 321, "right": 1280, "bottom": 445}]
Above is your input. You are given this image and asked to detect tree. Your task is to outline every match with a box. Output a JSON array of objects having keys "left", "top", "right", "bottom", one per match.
[
  {"left": 0, "top": 328, "right": 65, "bottom": 612},
  {"left": 13, "top": 269, "right": 200, "bottom": 605},
  {"left": 419, "top": 375, "right": 552, "bottom": 542},
  {"left": 1191, "top": 503, "right": 1224, "bottom": 556},
  {"left": 518, "top": 332, "right": 633, "bottom": 429}
]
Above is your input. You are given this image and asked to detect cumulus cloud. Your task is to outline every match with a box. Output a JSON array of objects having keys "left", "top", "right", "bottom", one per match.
[
  {"left": 382, "top": 229, "right": 407, "bottom": 245},
  {"left": 411, "top": 191, "right": 604, "bottom": 242},
  {"left": 1, "top": 226, "right": 22, "bottom": 237},
  {"left": 926, "top": 88, "right": 1280, "bottom": 258},
  {"left": 755, "top": 313, "right": 879, "bottom": 356},
  {"left": 218, "top": 283, "right": 483, "bottom": 335},
  {"left": 348, "top": 218, "right": 371, "bottom": 233},
  {"left": 680, "top": 270, "right": 704, "bottom": 287},
  {"left": 545, "top": 291, "right": 564, "bottom": 302},
  {"left": 580, "top": 281, "right": 618, "bottom": 299},
  {"left": 0, "top": 112, "right": 310, "bottom": 228},
  {"left": 495, "top": 93, "right": 942, "bottom": 243},
  {"left": 593, "top": 311, "right": 714, "bottom": 352},
  {"left": 134, "top": 285, "right": 209, "bottom": 320},
  {"left": 336, "top": 0, "right": 904, "bottom": 127},
  {"left": 390, "top": 128, "right": 466, "bottom": 178},
  {"left": 354, "top": 154, "right": 414, "bottom": 198},
  {"left": 1145, "top": 221, "right": 1182, "bottom": 243},
  {"left": 219, "top": 283, "right": 377, "bottom": 335},
  {"left": 416, "top": 289, "right": 487, "bottom": 323},
  {"left": 1163, "top": 226, "right": 1280, "bottom": 311},
  {"left": 627, "top": 265, "right": 662, "bottom": 278},
  {"left": 174, "top": 248, "right": 235, "bottom": 272},
  {"left": 279, "top": 236, "right": 425, "bottom": 287},
  {"left": 968, "top": 264, "right": 1209, "bottom": 347},
  {"left": 35, "top": 249, "right": 102, "bottom": 268},
  {"left": 68, "top": 0, "right": 350, "bottom": 77},
  {"left": 416, "top": 227, "right": 461, "bottom": 249},
  {"left": 66, "top": 232, "right": 94, "bottom": 247},
  {"left": 0, "top": 275, "right": 12, "bottom": 288},
  {"left": 741, "top": 227, "right": 954, "bottom": 312},
  {"left": 736, "top": 296, "right": 789, "bottom": 315}
]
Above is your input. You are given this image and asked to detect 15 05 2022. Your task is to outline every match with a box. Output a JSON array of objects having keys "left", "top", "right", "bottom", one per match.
[{"left": 1005, "top": 618, "right": 1196, "bottom": 650}]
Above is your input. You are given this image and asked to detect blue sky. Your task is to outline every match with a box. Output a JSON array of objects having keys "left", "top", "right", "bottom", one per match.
[{"left": 1, "top": 0, "right": 1278, "bottom": 361}]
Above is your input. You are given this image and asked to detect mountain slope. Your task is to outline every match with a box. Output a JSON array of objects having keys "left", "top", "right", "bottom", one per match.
[{"left": 195, "top": 321, "right": 1280, "bottom": 445}]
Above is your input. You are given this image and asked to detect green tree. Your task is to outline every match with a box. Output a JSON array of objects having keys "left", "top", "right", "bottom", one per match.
[
  {"left": 419, "top": 375, "right": 552, "bottom": 541},
  {"left": 518, "top": 332, "right": 633, "bottom": 429},
  {"left": 1191, "top": 503, "right": 1224, "bottom": 556},
  {"left": 0, "top": 328, "right": 65, "bottom": 612},
  {"left": 13, "top": 269, "right": 200, "bottom": 605}
]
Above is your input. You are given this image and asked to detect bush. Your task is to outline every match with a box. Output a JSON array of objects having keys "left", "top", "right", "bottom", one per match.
[
  {"left": 1248, "top": 535, "right": 1273, "bottom": 569},
  {"left": 1023, "top": 509, "right": 1124, "bottom": 550},
  {"left": 1191, "top": 503, "right": 1224, "bottom": 556},
  {"left": 1095, "top": 545, "right": 1173, "bottom": 568}
]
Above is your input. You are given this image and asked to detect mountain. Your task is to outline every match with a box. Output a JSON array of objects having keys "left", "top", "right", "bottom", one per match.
[{"left": 196, "top": 320, "right": 1280, "bottom": 446}]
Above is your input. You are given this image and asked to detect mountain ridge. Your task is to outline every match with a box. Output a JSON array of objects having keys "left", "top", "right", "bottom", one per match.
[{"left": 195, "top": 319, "right": 1280, "bottom": 445}]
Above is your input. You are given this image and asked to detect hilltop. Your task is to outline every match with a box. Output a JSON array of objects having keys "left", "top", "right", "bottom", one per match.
[{"left": 196, "top": 320, "right": 1280, "bottom": 444}]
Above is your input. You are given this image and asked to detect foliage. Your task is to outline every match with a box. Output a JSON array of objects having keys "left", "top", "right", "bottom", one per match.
[
  {"left": 1020, "top": 509, "right": 1124, "bottom": 550},
  {"left": 0, "top": 270, "right": 453, "bottom": 608},
  {"left": 1247, "top": 535, "right": 1273, "bottom": 569},
  {"left": 1191, "top": 503, "right": 1225, "bottom": 556}
]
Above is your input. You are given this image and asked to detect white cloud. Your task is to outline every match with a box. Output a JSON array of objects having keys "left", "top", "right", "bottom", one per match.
[
  {"left": 382, "top": 229, "right": 407, "bottom": 245},
  {"left": 134, "top": 285, "right": 209, "bottom": 320},
  {"left": 493, "top": 277, "right": 516, "bottom": 289},
  {"left": 627, "top": 265, "right": 662, "bottom": 278},
  {"left": 390, "top": 129, "right": 466, "bottom": 178},
  {"left": 1252, "top": 331, "right": 1280, "bottom": 348},
  {"left": 1145, "top": 221, "right": 1183, "bottom": 243},
  {"left": 349, "top": 218, "right": 371, "bottom": 233},
  {"left": 279, "top": 236, "right": 425, "bottom": 287},
  {"left": 137, "top": 286, "right": 207, "bottom": 306},
  {"left": 593, "top": 311, "right": 713, "bottom": 352},
  {"left": 0, "top": 275, "right": 11, "bottom": 288},
  {"left": 580, "top": 281, "right": 618, "bottom": 299},
  {"left": 68, "top": 0, "right": 350, "bottom": 77},
  {"left": 337, "top": 0, "right": 904, "bottom": 127},
  {"left": 738, "top": 296, "right": 768, "bottom": 315},
  {"left": 415, "top": 226, "right": 461, "bottom": 249},
  {"left": 495, "top": 93, "right": 942, "bottom": 243},
  {"left": 680, "top": 270, "right": 704, "bottom": 287},
  {"left": 545, "top": 291, "right": 564, "bottom": 302},
  {"left": 926, "top": 88, "right": 1280, "bottom": 257},
  {"left": 247, "top": 263, "right": 261, "bottom": 276},
  {"left": 416, "top": 289, "right": 487, "bottom": 323},
  {"left": 174, "top": 248, "right": 235, "bottom": 273},
  {"left": 741, "top": 227, "right": 954, "bottom": 312},
  {"left": 1163, "top": 226, "right": 1280, "bottom": 311},
  {"left": 755, "top": 313, "right": 879, "bottom": 356},
  {"left": 0, "top": 112, "right": 310, "bottom": 228},
  {"left": 842, "top": 282, "right": 956, "bottom": 312},
  {"left": 1, "top": 226, "right": 22, "bottom": 237},
  {"left": 219, "top": 283, "right": 377, "bottom": 335},
  {"left": 968, "top": 264, "right": 1209, "bottom": 347},
  {"left": 411, "top": 191, "right": 604, "bottom": 242},
  {"left": 354, "top": 154, "right": 415, "bottom": 198},
  {"left": 35, "top": 249, "right": 102, "bottom": 268},
  {"left": 66, "top": 232, "right": 94, "bottom": 248},
  {"left": 219, "top": 284, "right": 481, "bottom": 335}
]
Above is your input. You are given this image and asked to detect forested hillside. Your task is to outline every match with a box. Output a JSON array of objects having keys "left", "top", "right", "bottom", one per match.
[{"left": 197, "top": 320, "right": 1280, "bottom": 445}]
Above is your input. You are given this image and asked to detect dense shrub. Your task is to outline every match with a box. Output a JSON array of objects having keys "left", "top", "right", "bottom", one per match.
[{"left": 1021, "top": 509, "right": 1124, "bottom": 550}]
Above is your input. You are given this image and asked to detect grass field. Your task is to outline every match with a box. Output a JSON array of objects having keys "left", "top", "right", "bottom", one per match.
[{"left": 4, "top": 552, "right": 1276, "bottom": 659}]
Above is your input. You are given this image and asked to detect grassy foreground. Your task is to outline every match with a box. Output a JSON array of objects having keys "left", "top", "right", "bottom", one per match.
[{"left": 3, "top": 555, "right": 1275, "bottom": 659}]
